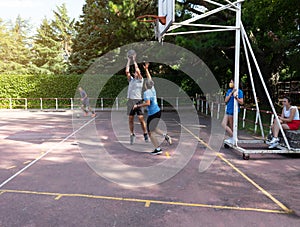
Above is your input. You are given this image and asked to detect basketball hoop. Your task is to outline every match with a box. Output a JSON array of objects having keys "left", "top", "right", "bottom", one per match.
[
  {"left": 137, "top": 15, "right": 166, "bottom": 42},
  {"left": 137, "top": 15, "right": 166, "bottom": 25}
]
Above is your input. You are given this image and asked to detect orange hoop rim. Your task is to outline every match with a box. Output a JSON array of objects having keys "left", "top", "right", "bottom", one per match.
[{"left": 137, "top": 15, "right": 166, "bottom": 25}]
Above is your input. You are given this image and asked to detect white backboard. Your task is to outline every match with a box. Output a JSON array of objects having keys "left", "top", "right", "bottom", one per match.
[{"left": 156, "top": 0, "right": 175, "bottom": 41}]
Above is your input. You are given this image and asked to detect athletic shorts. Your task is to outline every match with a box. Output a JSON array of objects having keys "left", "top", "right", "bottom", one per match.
[
  {"left": 226, "top": 111, "right": 233, "bottom": 116},
  {"left": 127, "top": 99, "right": 144, "bottom": 116},
  {"left": 82, "top": 98, "right": 90, "bottom": 107},
  {"left": 147, "top": 110, "right": 161, "bottom": 133},
  {"left": 287, "top": 120, "right": 300, "bottom": 130}
]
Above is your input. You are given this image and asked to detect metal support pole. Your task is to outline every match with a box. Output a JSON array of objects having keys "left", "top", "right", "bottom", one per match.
[
  {"left": 241, "top": 23, "right": 290, "bottom": 150},
  {"left": 217, "top": 103, "right": 220, "bottom": 120},
  {"left": 9, "top": 98, "right": 12, "bottom": 109},
  {"left": 242, "top": 108, "right": 246, "bottom": 128},
  {"left": 176, "top": 97, "right": 179, "bottom": 110},
  {"left": 40, "top": 98, "right": 43, "bottom": 110},
  {"left": 241, "top": 28, "right": 264, "bottom": 138},
  {"left": 25, "top": 98, "right": 27, "bottom": 110},
  {"left": 116, "top": 97, "right": 119, "bottom": 110},
  {"left": 101, "top": 98, "right": 104, "bottom": 110},
  {"left": 232, "top": 2, "right": 242, "bottom": 145},
  {"left": 70, "top": 98, "right": 73, "bottom": 110},
  {"left": 55, "top": 98, "right": 58, "bottom": 110},
  {"left": 270, "top": 114, "right": 274, "bottom": 134},
  {"left": 161, "top": 97, "right": 164, "bottom": 111}
]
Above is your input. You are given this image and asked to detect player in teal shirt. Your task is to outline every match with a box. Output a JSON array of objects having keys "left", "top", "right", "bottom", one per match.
[{"left": 133, "top": 63, "right": 172, "bottom": 155}]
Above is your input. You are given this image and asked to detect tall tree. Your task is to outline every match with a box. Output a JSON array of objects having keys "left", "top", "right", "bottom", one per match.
[
  {"left": 0, "top": 16, "right": 33, "bottom": 74},
  {"left": 52, "top": 3, "right": 76, "bottom": 61},
  {"left": 69, "top": 0, "right": 156, "bottom": 74},
  {"left": 31, "top": 4, "right": 76, "bottom": 75},
  {"left": 31, "top": 18, "right": 66, "bottom": 75},
  {"left": 242, "top": 0, "right": 300, "bottom": 82}
]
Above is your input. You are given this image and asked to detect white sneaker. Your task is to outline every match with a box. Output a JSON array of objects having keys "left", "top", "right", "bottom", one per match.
[
  {"left": 268, "top": 137, "right": 279, "bottom": 149},
  {"left": 269, "top": 137, "right": 279, "bottom": 144},
  {"left": 225, "top": 137, "right": 234, "bottom": 144},
  {"left": 268, "top": 142, "right": 279, "bottom": 149}
]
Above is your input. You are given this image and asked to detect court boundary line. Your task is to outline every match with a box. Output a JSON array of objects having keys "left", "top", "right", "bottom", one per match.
[
  {"left": 0, "top": 114, "right": 293, "bottom": 215},
  {"left": 0, "top": 117, "right": 96, "bottom": 189},
  {"left": 0, "top": 189, "right": 286, "bottom": 214},
  {"left": 178, "top": 122, "right": 294, "bottom": 214}
]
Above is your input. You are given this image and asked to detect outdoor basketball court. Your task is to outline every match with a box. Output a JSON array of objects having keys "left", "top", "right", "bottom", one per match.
[
  {"left": 0, "top": 110, "right": 299, "bottom": 226},
  {"left": 0, "top": 0, "right": 299, "bottom": 226}
]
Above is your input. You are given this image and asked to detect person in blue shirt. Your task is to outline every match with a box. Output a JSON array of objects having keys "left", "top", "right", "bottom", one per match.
[
  {"left": 133, "top": 63, "right": 172, "bottom": 155},
  {"left": 221, "top": 79, "right": 244, "bottom": 144}
]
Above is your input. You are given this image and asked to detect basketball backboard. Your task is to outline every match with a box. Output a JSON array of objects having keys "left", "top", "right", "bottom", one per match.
[{"left": 156, "top": 0, "right": 175, "bottom": 42}]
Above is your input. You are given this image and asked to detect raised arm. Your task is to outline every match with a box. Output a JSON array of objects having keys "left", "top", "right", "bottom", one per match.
[
  {"left": 125, "top": 57, "right": 131, "bottom": 81},
  {"left": 132, "top": 55, "right": 142, "bottom": 79},
  {"left": 143, "top": 62, "right": 152, "bottom": 80}
]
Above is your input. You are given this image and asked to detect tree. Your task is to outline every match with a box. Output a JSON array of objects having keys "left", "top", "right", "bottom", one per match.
[
  {"left": 69, "top": 0, "right": 156, "bottom": 74},
  {"left": 31, "top": 18, "right": 66, "bottom": 75},
  {"left": 0, "top": 16, "right": 34, "bottom": 74},
  {"left": 52, "top": 3, "right": 76, "bottom": 61},
  {"left": 242, "top": 0, "right": 300, "bottom": 82},
  {"left": 31, "top": 4, "right": 76, "bottom": 75}
]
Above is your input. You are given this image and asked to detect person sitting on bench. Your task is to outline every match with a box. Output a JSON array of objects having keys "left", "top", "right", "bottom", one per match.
[{"left": 268, "top": 96, "right": 300, "bottom": 148}]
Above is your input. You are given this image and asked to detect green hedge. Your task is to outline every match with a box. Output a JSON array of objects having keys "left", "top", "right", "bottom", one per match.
[
  {"left": 0, "top": 73, "right": 201, "bottom": 109},
  {"left": 0, "top": 74, "right": 129, "bottom": 108}
]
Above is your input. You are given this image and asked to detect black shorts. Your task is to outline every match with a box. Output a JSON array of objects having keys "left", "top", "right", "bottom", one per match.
[
  {"left": 147, "top": 111, "right": 161, "bottom": 132},
  {"left": 127, "top": 99, "right": 144, "bottom": 116}
]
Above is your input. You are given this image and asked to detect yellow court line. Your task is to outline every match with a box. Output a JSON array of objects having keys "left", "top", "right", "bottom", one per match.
[
  {"left": 179, "top": 123, "right": 294, "bottom": 214},
  {"left": 6, "top": 166, "right": 16, "bottom": 170},
  {"left": 145, "top": 201, "right": 151, "bottom": 207},
  {"left": 0, "top": 189, "right": 286, "bottom": 214}
]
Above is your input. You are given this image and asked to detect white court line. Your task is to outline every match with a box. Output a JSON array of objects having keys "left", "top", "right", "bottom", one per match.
[{"left": 0, "top": 117, "right": 96, "bottom": 189}]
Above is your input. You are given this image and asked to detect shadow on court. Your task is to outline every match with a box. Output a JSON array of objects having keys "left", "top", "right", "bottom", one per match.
[{"left": 0, "top": 110, "right": 299, "bottom": 227}]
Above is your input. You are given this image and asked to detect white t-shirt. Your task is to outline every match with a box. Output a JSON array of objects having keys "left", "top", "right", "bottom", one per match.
[
  {"left": 283, "top": 106, "right": 300, "bottom": 120},
  {"left": 127, "top": 76, "right": 143, "bottom": 99}
]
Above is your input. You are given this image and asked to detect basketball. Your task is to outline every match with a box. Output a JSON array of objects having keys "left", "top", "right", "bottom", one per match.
[
  {"left": 127, "top": 49, "right": 136, "bottom": 58},
  {"left": 76, "top": 113, "right": 80, "bottom": 118}
]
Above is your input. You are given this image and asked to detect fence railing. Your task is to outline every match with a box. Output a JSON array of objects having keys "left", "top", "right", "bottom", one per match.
[
  {"left": 3, "top": 96, "right": 297, "bottom": 135},
  {"left": 0, "top": 97, "right": 195, "bottom": 111}
]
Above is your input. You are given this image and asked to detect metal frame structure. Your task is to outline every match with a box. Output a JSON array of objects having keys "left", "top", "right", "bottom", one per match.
[{"left": 156, "top": 0, "right": 300, "bottom": 159}]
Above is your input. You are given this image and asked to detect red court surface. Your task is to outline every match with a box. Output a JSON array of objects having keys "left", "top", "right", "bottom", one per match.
[{"left": 0, "top": 110, "right": 299, "bottom": 227}]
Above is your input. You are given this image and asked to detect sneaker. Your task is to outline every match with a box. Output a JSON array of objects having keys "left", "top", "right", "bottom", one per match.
[
  {"left": 91, "top": 113, "right": 96, "bottom": 117},
  {"left": 144, "top": 133, "right": 149, "bottom": 142},
  {"left": 130, "top": 134, "right": 136, "bottom": 145},
  {"left": 268, "top": 142, "right": 279, "bottom": 149},
  {"left": 225, "top": 137, "right": 234, "bottom": 144},
  {"left": 151, "top": 148, "right": 162, "bottom": 155},
  {"left": 269, "top": 137, "right": 279, "bottom": 144},
  {"left": 84, "top": 112, "right": 88, "bottom": 117},
  {"left": 165, "top": 134, "right": 172, "bottom": 145}
]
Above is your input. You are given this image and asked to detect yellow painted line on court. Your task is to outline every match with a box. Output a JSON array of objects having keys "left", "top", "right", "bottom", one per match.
[
  {"left": 55, "top": 195, "right": 63, "bottom": 200},
  {"left": 0, "top": 189, "right": 286, "bottom": 214},
  {"left": 179, "top": 123, "right": 294, "bottom": 214},
  {"left": 6, "top": 166, "right": 16, "bottom": 170},
  {"left": 145, "top": 201, "right": 151, "bottom": 207},
  {"left": 23, "top": 161, "right": 31, "bottom": 165},
  {"left": 165, "top": 152, "right": 170, "bottom": 158}
]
